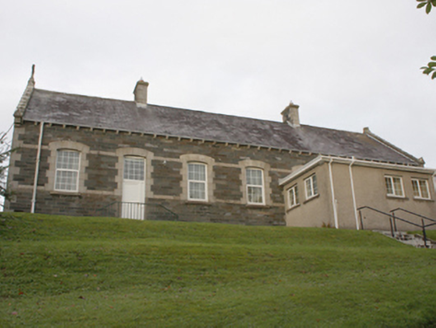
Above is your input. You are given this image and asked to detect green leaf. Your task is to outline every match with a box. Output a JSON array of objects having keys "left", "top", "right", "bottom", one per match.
[
  {"left": 432, "top": 71, "right": 436, "bottom": 79},
  {"left": 423, "top": 67, "right": 433, "bottom": 74},
  {"left": 431, "top": 56, "right": 436, "bottom": 61},
  {"left": 426, "top": 2, "right": 432, "bottom": 13},
  {"left": 417, "top": 2, "right": 427, "bottom": 8},
  {"left": 428, "top": 62, "right": 436, "bottom": 67},
  {"left": 432, "top": 0, "right": 436, "bottom": 6}
]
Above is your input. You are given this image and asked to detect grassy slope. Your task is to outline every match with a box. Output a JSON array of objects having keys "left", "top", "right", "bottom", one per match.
[{"left": 1, "top": 213, "right": 436, "bottom": 327}]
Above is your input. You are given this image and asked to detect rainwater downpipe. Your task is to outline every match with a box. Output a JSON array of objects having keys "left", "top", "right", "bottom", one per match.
[
  {"left": 348, "top": 156, "right": 360, "bottom": 230},
  {"left": 31, "top": 122, "right": 44, "bottom": 213},
  {"left": 328, "top": 158, "right": 339, "bottom": 229}
]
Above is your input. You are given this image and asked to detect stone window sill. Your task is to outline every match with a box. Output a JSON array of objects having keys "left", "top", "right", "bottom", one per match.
[
  {"left": 246, "top": 204, "right": 270, "bottom": 209},
  {"left": 50, "top": 191, "right": 82, "bottom": 197},
  {"left": 185, "top": 201, "right": 212, "bottom": 206}
]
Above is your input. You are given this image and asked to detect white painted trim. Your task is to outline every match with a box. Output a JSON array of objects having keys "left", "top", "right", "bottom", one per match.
[
  {"left": 411, "top": 178, "right": 431, "bottom": 200},
  {"left": 384, "top": 175, "right": 405, "bottom": 198},
  {"left": 348, "top": 157, "right": 359, "bottom": 230},
  {"left": 31, "top": 122, "right": 44, "bottom": 213},
  {"left": 328, "top": 159, "right": 339, "bottom": 229}
]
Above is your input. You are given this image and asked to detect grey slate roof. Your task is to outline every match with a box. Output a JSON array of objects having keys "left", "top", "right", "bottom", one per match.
[{"left": 22, "top": 88, "right": 419, "bottom": 166}]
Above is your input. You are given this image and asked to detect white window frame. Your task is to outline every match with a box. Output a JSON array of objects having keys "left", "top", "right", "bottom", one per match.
[
  {"left": 304, "top": 174, "right": 318, "bottom": 200},
  {"left": 385, "top": 176, "right": 404, "bottom": 198},
  {"left": 287, "top": 184, "right": 299, "bottom": 209},
  {"left": 54, "top": 150, "right": 80, "bottom": 192},
  {"left": 411, "top": 179, "right": 430, "bottom": 199},
  {"left": 246, "top": 168, "right": 265, "bottom": 205},
  {"left": 188, "top": 162, "right": 208, "bottom": 201}
]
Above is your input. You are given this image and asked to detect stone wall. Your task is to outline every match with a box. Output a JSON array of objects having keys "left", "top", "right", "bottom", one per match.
[{"left": 6, "top": 121, "right": 317, "bottom": 225}]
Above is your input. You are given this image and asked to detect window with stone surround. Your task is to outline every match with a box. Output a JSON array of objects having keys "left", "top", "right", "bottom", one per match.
[
  {"left": 412, "top": 179, "right": 430, "bottom": 199},
  {"left": 188, "top": 162, "right": 207, "bottom": 201},
  {"left": 47, "top": 141, "right": 89, "bottom": 194},
  {"left": 180, "top": 154, "right": 214, "bottom": 203},
  {"left": 246, "top": 168, "right": 265, "bottom": 205},
  {"left": 239, "top": 159, "right": 271, "bottom": 206},
  {"left": 54, "top": 150, "right": 80, "bottom": 192}
]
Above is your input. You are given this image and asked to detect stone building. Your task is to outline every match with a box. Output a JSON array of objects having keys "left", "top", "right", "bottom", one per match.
[{"left": 5, "top": 68, "right": 436, "bottom": 229}]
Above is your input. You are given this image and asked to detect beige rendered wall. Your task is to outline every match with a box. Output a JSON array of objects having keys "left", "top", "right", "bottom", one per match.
[
  {"left": 283, "top": 164, "right": 334, "bottom": 228},
  {"left": 284, "top": 161, "right": 436, "bottom": 231},
  {"left": 350, "top": 165, "right": 436, "bottom": 231}
]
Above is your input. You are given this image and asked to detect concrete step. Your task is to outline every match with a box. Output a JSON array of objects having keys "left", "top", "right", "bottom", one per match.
[{"left": 374, "top": 230, "right": 436, "bottom": 249}]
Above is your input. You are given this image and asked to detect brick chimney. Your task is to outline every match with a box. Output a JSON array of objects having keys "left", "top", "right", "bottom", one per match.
[
  {"left": 281, "top": 101, "right": 300, "bottom": 127},
  {"left": 133, "top": 79, "right": 149, "bottom": 107}
]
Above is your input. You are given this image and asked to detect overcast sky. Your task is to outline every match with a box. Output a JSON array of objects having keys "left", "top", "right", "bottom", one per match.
[{"left": 1, "top": 1, "right": 435, "bottom": 168}]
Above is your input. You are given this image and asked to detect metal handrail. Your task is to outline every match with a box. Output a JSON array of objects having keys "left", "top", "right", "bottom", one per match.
[
  {"left": 357, "top": 206, "right": 430, "bottom": 248},
  {"left": 390, "top": 207, "right": 436, "bottom": 224}
]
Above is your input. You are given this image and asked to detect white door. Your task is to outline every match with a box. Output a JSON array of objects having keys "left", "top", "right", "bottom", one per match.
[{"left": 122, "top": 156, "right": 145, "bottom": 219}]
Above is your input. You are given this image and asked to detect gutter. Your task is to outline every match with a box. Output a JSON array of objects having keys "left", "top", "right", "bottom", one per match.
[
  {"left": 31, "top": 122, "right": 44, "bottom": 213},
  {"left": 348, "top": 157, "right": 359, "bottom": 230}
]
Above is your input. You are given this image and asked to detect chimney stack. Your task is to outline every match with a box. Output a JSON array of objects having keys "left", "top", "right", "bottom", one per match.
[
  {"left": 281, "top": 101, "right": 300, "bottom": 127},
  {"left": 133, "top": 79, "right": 149, "bottom": 107}
]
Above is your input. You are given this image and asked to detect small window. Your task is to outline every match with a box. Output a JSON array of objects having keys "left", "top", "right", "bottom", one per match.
[
  {"left": 412, "top": 179, "right": 430, "bottom": 199},
  {"left": 385, "top": 176, "right": 404, "bottom": 197},
  {"left": 54, "top": 150, "right": 80, "bottom": 192},
  {"left": 246, "top": 168, "right": 264, "bottom": 204},
  {"left": 188, "top": 163, "right": 207, "bottom": 201},
  {"left": 287, "top": 185, "right": 299, "bottom": 208},
  {"left": 304, "top": 174, "right": 318, "bottom": 199}
]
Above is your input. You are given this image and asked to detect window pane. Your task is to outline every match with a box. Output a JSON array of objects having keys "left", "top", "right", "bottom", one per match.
[
  {"left": 56, "top": 150, "right": 79, "bottom": 170},
  {"left": 312, "top": 175, "right": 318, "bottom": 195},
  {"left": 295, "top": 186, "right": 299, "bottom": 204},
  {"left": 188, "top": 163, "right": 206, "bottom": 181},
  {"left": 412, "top": 180, "right": 420, "bottom": 197},
  {"left": 289, "top": 188, "right": 295, "bottom": 206},
  {"left": 306, "top": 178, "right": 313, "bottom": 198},
  {"left": 248, "top": 186, "right": 263, "bottom": 204},
  {"left": 55, "top": 170, "right": 78, "bottom": 191},
  {"left": 246, "top": 169, "right": 262, "bottom": 186},
  {"left": 124, "top": 157, "right": 145, "bottom": 180},
  {"left": 289, "top": 186, "right": 299, "bottom": 207},
  {"left": 393, "top": 177, "right": 403, "bottom": 196},
  {"left": 189, "top": 181, "right": 206, "bottom": 200},
  {"left": 385, "top": 177, "right": 393, "bottom": 195},
  {"left": 419, "top": 180, "right": 429, "bottom": 198}
]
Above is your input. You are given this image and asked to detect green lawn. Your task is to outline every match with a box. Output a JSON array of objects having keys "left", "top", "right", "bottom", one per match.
[{"left": 1, "top": 213, "right": 436, "bottom": 327}]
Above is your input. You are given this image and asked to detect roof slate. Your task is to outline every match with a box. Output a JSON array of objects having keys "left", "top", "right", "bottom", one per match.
[{"left": 22, "top": 88, "right": 419, "bottom": 165}]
